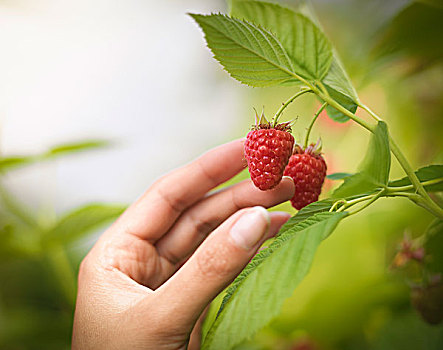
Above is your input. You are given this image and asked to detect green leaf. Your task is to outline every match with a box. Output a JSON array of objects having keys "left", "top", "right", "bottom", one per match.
[
  {"left": 190, "top": 13, "right": 302, "bottom": 87},
  {"left": 0, "top": 156, "right": 36, "bottom": 172},
  {"left": 333, "top": 121, "right": 391, "bottom": 198},
  {"left": 229, "top": 1, "right": 333, "bottom": 81},
  {"left": 230, "top": 0, "right": 359, "bottom": 120},
  {"left": 327, "top": 172, "right": 353, "bottom": 180},
  {"left": 202, "top": 211, "right": 347, "bottom": 350},
  {"left": 324, "top": 83, "right": 357, "bottom": 123},
  {"left": 45, "top": 139, "right": 110, "bottom": 157},
  {"left": 228, "top": 1, "right": 332, "bottom": 82},
  {"left": 44, "top": 204, "right": 126, "bottom": 244},
  {"left": 285, "top": 198, "right": 335, "bottom": 225},
  {"left": 0, "top": 139, "right": 110, "bottom": 173},
  {"left": 322, "top": 58, "right": 359, "bottom": 103},
  {"left": 389, "top": 165, "right": 443, "bottom": 192}
]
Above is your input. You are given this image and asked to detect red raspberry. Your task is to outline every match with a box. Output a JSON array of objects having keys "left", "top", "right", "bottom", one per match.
[
  {"left": 283, "top": 144, "right": 327, "bottom": 210},
  {"left": 245, "top": 121, "right": 294, "bottom": 191}
]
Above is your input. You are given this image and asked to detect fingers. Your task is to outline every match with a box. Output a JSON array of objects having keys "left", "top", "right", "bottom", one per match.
[
  {"left": 153, "top": 207, "right": 276, "bottom": 328},
  {"left": 155, "top": 177, "right": 295, "bottom": 265},
  {"left": 116, "top": 139, "right": 247, "bottom": 242}
]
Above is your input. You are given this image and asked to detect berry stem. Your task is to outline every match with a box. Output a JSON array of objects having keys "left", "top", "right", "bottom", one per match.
[
  {"left": 272, "top": 88, "right": 313, "bottom": 125},
  {"left": 304, "top": 102, "right": 328, "bottom": 149}
]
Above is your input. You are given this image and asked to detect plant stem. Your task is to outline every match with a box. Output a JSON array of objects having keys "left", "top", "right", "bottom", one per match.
[
  {"left": 348, "top": 190, "right": 385, "bottom": 216},
  {"left": 336, "top": 193, "right": 375, "bottom": 211},
  {"left": 359, "top": 103, "right": 382, "bottom": 122},
  {"left": 272, "top": 89, "right": 313, "bottom": 124},
  {"left": 304, "top": 102, "right": 327, "bottom": 148},
  {"left": 317, "top": 91, "right": 375, "bottom": 132},
  {"left": 314, "top": 89, "right": 442, "bottom": 218},
  {"left": 286, "top": 72, "right": 442, "bottom": 218},
  {"left": 387, "top": 178, "right": 443, "bottom": 193},
  {"left": 389, "top": 138, "right": 443, "bottom": 218}
]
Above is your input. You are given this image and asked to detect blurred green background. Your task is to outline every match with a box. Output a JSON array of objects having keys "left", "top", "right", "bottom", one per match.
[{"left": 1, "top": 0, "right": 442, "bottom": 349}]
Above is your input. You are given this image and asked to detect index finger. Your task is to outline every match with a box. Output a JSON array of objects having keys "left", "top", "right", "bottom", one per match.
[{"left": 117, "top": 138, "right": 247, "bottom": 242}]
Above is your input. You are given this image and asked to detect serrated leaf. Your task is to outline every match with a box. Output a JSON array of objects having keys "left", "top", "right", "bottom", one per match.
[
  {"left": 229, "top": 1, "right": 333, "bottom": 81},
  {"left": 389, "top": 165, "right": 443, "bottom": 192},
  {"left": 327, "top": 172, "right": 353, "bottom": 180},
  {"left": 190, "top": 13, "right": 302, "bottom": 87},
  {"left": 44, "top": 204, "right": 126, "bottom": 244},
  {"left": 202, "top": 211, "right": 347, "bottom": 350},
  {"left": 333, "top": 121, "right": 390, "bottom": 198},
  {"left": 230, "top": 0, "right": 359, "bottom": 119}
]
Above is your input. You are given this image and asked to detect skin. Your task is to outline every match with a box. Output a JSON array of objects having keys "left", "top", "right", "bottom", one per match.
[{"left": 72, "top": 139, "right": 295, "bottom": 349}]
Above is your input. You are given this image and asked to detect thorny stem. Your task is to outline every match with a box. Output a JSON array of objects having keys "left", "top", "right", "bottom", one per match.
[
  {"left": 304, "top": 102, "right": 327, "bottom": 148},
  {"left": 272, "top": 88, "right": 313, "bottom": 125}
]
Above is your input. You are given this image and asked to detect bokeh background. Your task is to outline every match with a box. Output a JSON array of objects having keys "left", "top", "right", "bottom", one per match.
[{"left": 0, "top": 0, "right": 442, "bottom": 349}]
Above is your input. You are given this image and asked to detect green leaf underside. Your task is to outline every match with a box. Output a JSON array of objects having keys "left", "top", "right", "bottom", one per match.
[
  {"left": 389, "top": 164, "right": 443, "bottom": 192},
  {"left": 327, "top": 172, "right": 353, "bottom": 180},
  {"left": 202, "top": 211, "right": 347, "bottom": 350},
  {"left": 333, "top": 121, "right": 391, "bottom": 198},
  {"left": 44, "top": 204, "right": 126, "bottom": 243},
  {"left": 322, "top": 58, "right": 359, "bottom": 103},
  {"left": 0, "top": 140, "right": 109, "bottom": 173},
  {"left": 325, "top": 84, "right": 357, "bottom": 122},
  {"left": 229, "top": 1, "right": 333, "bottom": 81}
]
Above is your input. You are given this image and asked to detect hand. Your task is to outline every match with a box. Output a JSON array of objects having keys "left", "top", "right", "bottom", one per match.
[{"left": 72, "top": 139, "right": 295, "bottom": 349}]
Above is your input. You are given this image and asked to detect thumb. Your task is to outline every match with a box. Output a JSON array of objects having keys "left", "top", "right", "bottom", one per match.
[{"left": 156, "top": 206, "right": 271, "bottom": 328}]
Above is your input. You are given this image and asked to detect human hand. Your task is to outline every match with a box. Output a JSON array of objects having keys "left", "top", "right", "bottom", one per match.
[{"left": 72, "top": 139, "right": 295, "bottom": 349}]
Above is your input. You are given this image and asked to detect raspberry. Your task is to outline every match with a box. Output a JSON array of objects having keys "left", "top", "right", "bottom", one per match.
[
  {"left": 283, "top": 144, "right": 327, "bottom": 210},
  {"left": 245, "top": 120, "right": 294, "bottom": 191}
]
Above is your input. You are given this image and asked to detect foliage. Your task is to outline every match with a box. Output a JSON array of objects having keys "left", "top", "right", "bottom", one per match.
[
  {"left": 191, "top": 0, "right": 443, "bottom": 348},
  {"left": 0, "top": 140, "right": 125, "bottom": 349}
]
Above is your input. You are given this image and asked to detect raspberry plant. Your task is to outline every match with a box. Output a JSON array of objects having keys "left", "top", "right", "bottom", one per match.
[{"left": 190, "top": 1, "right": 443, "bottom": 349}]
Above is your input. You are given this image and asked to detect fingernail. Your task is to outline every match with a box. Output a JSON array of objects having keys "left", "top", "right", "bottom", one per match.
[{"left": 230, "top": 207, "right": 270, "bottom": 250}]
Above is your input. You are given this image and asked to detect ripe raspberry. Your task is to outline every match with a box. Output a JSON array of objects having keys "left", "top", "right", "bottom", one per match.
[
  {"left": 283, "top": 144, "right": 327, "bottom": 210},
  {"left": 245, "top": 119, "right": 294, "bottom": 191}
]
